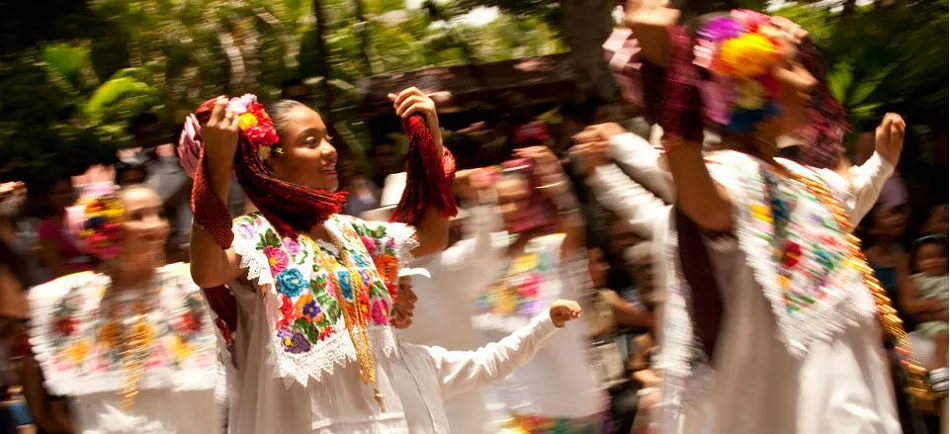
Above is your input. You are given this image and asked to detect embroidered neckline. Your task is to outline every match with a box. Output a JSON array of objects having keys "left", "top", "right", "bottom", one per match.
[
  {"left": 230, "top": 212, "right": 416, "bottom": 386},
  {"left": 28, "top": 264, "right": 219, "bottom": 398}
]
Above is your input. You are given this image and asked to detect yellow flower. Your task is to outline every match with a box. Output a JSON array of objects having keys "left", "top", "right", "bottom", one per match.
[
  {"left": 67, "top": 339, "right": 89, "bottom": 364},
  {"left": 171, "top": 335, "right": 193, "bottom": 362},
  {"left": 238, "top": 113, "right": 259, "bottom": 131},
  {"left": 718, "top": 33, "right": 779, "bottom": 78}
]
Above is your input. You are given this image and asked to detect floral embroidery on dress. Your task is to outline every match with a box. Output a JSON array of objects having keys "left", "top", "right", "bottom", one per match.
[
  {"left": 28, "top": 265, "right": 219, "bottom": 397},
  {"left": 477, "top": 234, "right": 563, "bottom": 320},
  {"left": 230, "top": 212, "right": 416, "bottom": 384}
]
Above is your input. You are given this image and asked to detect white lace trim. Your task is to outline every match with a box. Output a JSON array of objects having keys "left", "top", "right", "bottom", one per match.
[
  {"left": 230, "top": 214, "right": 402, "bottom": 387},
  {"left": 28, "top": 266, "right": 220, "bottom": 398}
]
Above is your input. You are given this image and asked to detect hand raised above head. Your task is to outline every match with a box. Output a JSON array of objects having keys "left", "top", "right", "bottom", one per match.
[
  {"left": 875, "top": 113, "right": 905, "bottom": 166},
  {"left": 203, "top": 97, "right": 241, "bottom": 176}
]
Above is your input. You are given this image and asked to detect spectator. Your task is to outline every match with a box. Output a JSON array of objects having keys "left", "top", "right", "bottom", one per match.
[
  {"left": 37, "top": 178, "right": 94, "bottom": 277},
  {"left": 863, "top": 204, "right": 911, "bottom": 320},
  {"left": 340, "top": 157, "right": 380, "bottom": 217},
  {"left": 368, "top": 143, "right": 403, "bottom": 185}
]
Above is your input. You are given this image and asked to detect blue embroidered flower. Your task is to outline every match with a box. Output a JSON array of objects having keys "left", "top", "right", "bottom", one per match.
[
  {"left": 351, "top": 251, "right": 370, "bottom": 267},
  {"left": 814, "top": 247, "right": 835, "bottom": 270},
  {"left": 337, "top": 270, "right": 354, "bottom": 301},
  {"left": 302, "top": 300, "right": 321, "bottom": 319},
  {"left": 276, "top": 268, "right": 308, "bottom": 297},
  {"left": 277, "top": 328, "right": 311, "bottom": 354}
]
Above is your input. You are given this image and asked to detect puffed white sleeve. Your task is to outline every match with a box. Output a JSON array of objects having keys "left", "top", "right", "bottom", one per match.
[{"left": 586, "top": 163, "right": 669, "bottom": 239}]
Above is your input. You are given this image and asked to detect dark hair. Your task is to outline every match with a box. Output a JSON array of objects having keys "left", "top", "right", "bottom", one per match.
[
  {"left": 130, "top": 112, "right": 160, "bottom": 134},
  {"left": 115, "top": 161, "right": 148, "bottom": 186},
  {"left": 193, "top": 98, "right": 344, "bottom": 239},
  {"left": 910, "top": 235, "right": 948, "bottom": 273}
]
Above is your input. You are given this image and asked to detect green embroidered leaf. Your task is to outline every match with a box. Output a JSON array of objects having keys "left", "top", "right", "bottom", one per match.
[{"left": 264, "top": 230, "right": 282, "bottom": 248}]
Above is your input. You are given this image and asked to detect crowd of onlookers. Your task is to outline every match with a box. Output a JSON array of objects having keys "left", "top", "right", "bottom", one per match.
[{"left": 0, "top": 79, "right": 947, "bottom": 433}]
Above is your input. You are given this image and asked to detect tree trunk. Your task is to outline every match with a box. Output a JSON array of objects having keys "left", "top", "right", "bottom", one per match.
[
  {"left": 313, "top": 0, "right": 334, "bottom": 123},
  {"left": 560, "top": 0, "right": 616, "bottom": 101},
  {"left": 353, "top": 0, "right": 372, "bottom": 76}
]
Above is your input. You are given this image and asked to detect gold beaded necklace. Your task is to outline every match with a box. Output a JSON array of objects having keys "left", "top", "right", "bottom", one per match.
[
  {"left": 782, "top": 166, "right": 931, "bottom": 402},
  {"left": 301, "top": 234, "right": 383, "bottom": 410},
  {"left": 102, "top": 272, "right": 163, "bottom": 410}
]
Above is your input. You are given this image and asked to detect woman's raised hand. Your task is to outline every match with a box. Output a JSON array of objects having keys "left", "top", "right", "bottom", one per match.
[
  {"left": 388, "top": 87, "right": 444, "bottom": 153},
  {"left": 875, "top": 113, "right": 906, "bottom": 167},
  {"left": 623, "top": 0, "right": 680, "bottom": 66},
  {"left": 203, "top": 97, "right": 241, "bottom": 179}
]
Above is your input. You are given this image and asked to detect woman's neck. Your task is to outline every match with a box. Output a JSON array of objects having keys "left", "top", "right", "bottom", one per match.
[{"left": 105, "top": 258, "right": 158, "bottom": 290}]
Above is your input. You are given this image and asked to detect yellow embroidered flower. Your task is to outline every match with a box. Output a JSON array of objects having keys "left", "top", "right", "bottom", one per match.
[
  {"left": 238, "top": 113, "right": 259, "bottom": 131},
  {"left": 718, "top": 33, "right": 780, "bottom": 78},
  {"left": 99, "top": 321, "right": 121, "bottom": 349},
  {"left": 171, "top": 335, "right": 193, "bottom": 362},
  {"left": 67, "top": 339, "right": 89, "bottom": 364},
  {"left": 750, "top": 204, "right": 772, "bottom": 224},
  {"left": 511, "top": 254, "right": 538, "bottom": 275}
]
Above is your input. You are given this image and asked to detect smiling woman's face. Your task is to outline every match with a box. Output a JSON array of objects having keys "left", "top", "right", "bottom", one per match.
[
  {"left": 268, "top": 103, "right": 339, "bottom": 192},
  {"left": 118, "top": 186, "right": 169, "bottom": 258}
]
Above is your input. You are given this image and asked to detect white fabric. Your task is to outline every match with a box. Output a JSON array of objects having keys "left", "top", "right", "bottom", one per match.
[
  {"left": 397, "top": 313, "right": 560, "bottom": 434},
  {"left": 227, "top": 214, "right": 419, "bottom": 434},
  {"left": 474, "top": 234, "right": 607, "bottom": 419},
  {"left": 655, "top": 151, "right": 898, "bottom": 434},
  {"left": 587, "top": 164, "right": 669, "bottom": 239},
  {"left": 397, "top": 204, "right": 503, "bottom": 434},
  {"left": 27, "top": 264, "right": 222, "bottom": 434},
  {"left": 609, "top": 132, "right": 674, "bottom": 203}
]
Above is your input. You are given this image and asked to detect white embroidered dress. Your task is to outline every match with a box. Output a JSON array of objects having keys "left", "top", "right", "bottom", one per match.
[
  {"left": 659, "top": 151, "right": 900, "bottom": 434},
  {"left": 473, "top": 234, "right": 607, "bottom": 423},
  {"left": 226, "top": 212, "right": 420, "bottom": 434},
  {"left": 28, "top": 263, "right": 222, "bottom": 434}
]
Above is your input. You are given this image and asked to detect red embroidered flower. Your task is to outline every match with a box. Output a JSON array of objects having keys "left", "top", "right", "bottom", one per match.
[
  {"left": 783, "top": 241, "right": 803, "bottom": 268},
  {"left": 180, "top": 311, "right": 202, "bottom": 332},
  {"left": 55, "top": 317, "right": 75, "bottom": 337},
  {"left": 276, "top": 295, "right": 294, "bottom": 330}
]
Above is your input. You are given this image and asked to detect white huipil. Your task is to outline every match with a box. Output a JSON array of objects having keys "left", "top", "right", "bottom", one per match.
[
  {"left": 27, "top": 264, "right": 224, "bottom": 434},
  {"left": 397, "top": 202, "right": 505, "bottom": 434},
  {"left": 474, "top": 233, "right": 608, "bottom": 422},
  {"left": 586, "top": 133, "right": 901, "bottom": 434},
  {"left": 226, "top": 211, "right": 559, "bottom": 434}
]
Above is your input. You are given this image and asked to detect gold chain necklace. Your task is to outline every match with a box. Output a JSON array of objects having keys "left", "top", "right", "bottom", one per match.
[
  {"left": 784, "top": 167, "right": 931, "bottom": 401},
  {"left": 103, "top": 273, "right": 162, "bottom": 410},
  {"left": 302, "top": 234, "right": 383, "bottom": 410}
]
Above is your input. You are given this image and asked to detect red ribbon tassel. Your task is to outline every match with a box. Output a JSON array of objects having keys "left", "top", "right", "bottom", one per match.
[{"left": 390, "top": 114, "right": 458, "bottom": 225}]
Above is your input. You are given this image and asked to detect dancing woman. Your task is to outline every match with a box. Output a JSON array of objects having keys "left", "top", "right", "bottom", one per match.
[
  {"left": 472, "top": 146, "right": 609, "bottom": 433},
  {"left": 27, "top": 183, "right": 222, "bottom": 434},
  {"left": 584, "top": 2, "right": 923, "bottom": 433},
  {"left": 181, "top": 88, "right": 457, "bottom": 433}
]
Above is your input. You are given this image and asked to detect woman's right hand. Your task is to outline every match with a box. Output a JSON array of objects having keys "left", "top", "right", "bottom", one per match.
[
  {"left": 203, "top": 97, "right": 241, "bottom": 180},
  {"left": 623, "top": 0, "right": 680, "bottom": 66}
]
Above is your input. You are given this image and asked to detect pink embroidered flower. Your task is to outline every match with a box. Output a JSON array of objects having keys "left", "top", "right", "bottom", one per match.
[
  {"left": 517, "top": 274, "right": 540, "bottom": 298},
  {"left": 370, "top": 299, "right": 389, "bottom": 325},
  {"left": 264, "top": 246, "right": 289, "bottom": 275},
  {"left": 284, "top": 238, "right": 302, "bottom": 256},
  {"left": 360, "top": 236, "right": 376, "bottom": 256}
]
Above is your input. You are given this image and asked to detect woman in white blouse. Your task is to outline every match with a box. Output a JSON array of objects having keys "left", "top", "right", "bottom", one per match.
[{"left": 27, "top": 182, "right": 222, "bottom": 434}]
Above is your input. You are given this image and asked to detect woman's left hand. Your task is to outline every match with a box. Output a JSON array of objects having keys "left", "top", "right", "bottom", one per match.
[{"left": 388, "top": 87, "right": 444, "bottom": 154}]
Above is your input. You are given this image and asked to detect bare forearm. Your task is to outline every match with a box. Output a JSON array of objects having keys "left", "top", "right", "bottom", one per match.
[
  {"left": 666, "top": 144, "right": 732, "bottom": 232},
  {"left": 627, "top": 23, "right": 670, "bottom": 67},
  {"left": 410, "top": 209, "right": 449, "bottom": 258}
]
